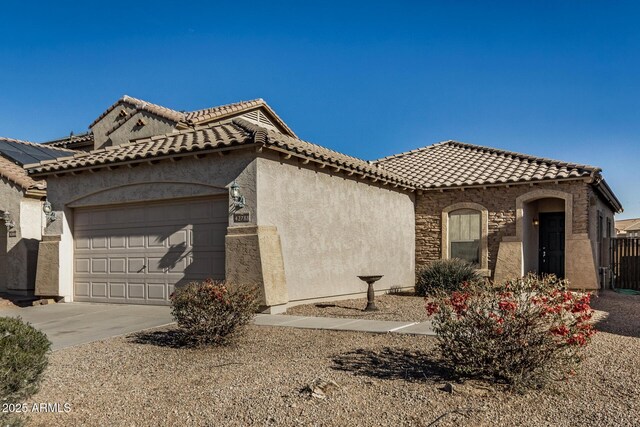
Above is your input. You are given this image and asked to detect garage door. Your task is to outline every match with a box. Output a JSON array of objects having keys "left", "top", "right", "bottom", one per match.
[{"left": 73, "top": 198, "right": 227, "bottom": 304}]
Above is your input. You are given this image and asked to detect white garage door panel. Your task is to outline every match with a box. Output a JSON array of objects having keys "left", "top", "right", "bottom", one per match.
[{"left": 74, "top": 198, "right": 227, "bottom": 305}]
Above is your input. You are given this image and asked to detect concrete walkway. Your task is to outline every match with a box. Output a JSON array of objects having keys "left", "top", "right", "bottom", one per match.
[
  {"left": 0, "top": 303, "right": 174, "bottom": 350},
  {"left": 0, "top": 303, "right": 434, "bottom": 350},
  {"left": 254, "top": 314, "right": 434, "bottom": 335}
]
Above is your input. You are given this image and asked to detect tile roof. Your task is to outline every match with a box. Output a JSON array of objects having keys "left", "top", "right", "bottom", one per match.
[
  {"left": 26, "top": 119, "right": 415, "bottom": 189},
  {"left": 90, "top": 96, "right": 297, "bottom": 138},
  {"left": 616, "top": 218, "right": 640, "bottom": 232},
  {"left": 0, "top": 155, "right": 46, "bottom": 191},
  {"left": 89, "top": 95, "right": 186, "bottom": 128},
  {"left": 184, "top": 99, "right": 297, "bottom": 137},
  {"left": 375, "top": 141, "right": 599, "bottom": 189},
  {"left": 41, "top": 132, "right": 94, "bottom": 149},
  {"left": 236, "top": 119, "right": 413, "bottom": 187}
]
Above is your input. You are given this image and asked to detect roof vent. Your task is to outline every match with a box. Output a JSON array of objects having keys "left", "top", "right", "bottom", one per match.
[{"left": 244, "top": 110, "right": 260, "bottom": 122}]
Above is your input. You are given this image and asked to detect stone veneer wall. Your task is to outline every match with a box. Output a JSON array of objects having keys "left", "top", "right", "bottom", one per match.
[{"left": 415, "top": 180, "right": 591, "bottom": 274}]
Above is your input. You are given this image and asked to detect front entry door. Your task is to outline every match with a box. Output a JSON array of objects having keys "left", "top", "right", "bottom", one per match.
[{"left": 539, "top": 212, "right": 565, "bottom": 278}]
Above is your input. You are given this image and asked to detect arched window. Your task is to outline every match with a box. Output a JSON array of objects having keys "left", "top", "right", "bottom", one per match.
[
  {"left": 441, "top": 202, "right": 489, "bottom": 275},
  {"left": 448, "top": 209, "right": 481, "bottom": 265}
]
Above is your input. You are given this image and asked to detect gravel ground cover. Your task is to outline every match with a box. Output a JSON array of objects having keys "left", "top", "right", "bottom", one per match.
[
  {"left": 285, "top": 292, "right": 430, "bottom": 322},
  {"left": 22, "top": 290, "right": 640, "bottom": 426}
]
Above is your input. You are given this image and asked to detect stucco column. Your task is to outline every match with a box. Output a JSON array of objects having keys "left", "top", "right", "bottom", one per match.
[
  {"left": 565, "top": 234, "right": 599, "bottom": 290},
  {"left": 225, "top": 225, "right": 288, "bottom": 313},
  {"left": 34, "top": 208, "right": 72, "bottom": 300},
  {"left": 34, "top": 235, "right": 61, "bottom": 297}
]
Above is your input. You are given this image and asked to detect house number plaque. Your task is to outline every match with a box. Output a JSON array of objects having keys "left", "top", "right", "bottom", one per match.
[{"left": 233, "top": 213, "right": 250, "bottom": 223}]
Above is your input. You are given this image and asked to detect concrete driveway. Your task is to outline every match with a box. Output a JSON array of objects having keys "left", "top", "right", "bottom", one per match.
[{"left": 0, "top": 303, "right": 173, "bottom": 350}]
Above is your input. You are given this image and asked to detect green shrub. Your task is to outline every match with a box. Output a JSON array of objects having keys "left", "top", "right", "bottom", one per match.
[
  {"left": 170, "top": 280, "right": 259, "bottom": 346},
  {"left": 416, "top": 258, "right": 481, "bottom": 296},
  {"left": 1, "top": 317, "right": 51, "bottom": 426},
  {"left": 425, "top": 275, "right": 595, "bottom": 390}
]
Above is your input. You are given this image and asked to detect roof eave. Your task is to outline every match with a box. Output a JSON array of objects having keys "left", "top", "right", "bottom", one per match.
[
  {"left": 418, "top": 176, "right": 591, "bottom": 192},
  {"left": 26, "top": 143, "right": 260, "bottom": 178},
  {"left": 591, "top": 175, "right": 623, "bottom": 213}
]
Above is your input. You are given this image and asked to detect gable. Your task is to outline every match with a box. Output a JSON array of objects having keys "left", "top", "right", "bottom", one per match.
[
  {"left": 184, "top": 106, "right": 292, "bottom": 135},
  {"left": 91, "top": 101, "right": 179, "bottom": 150},
  {"left": 229, "top": 108, "right": 282, "bottom": 133},
  {"left": 184, "top": 99, "right": 298, "bottom": 138}
]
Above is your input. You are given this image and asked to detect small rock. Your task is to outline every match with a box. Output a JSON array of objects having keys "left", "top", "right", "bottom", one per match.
[
  {"left": 306, "top": 378, "right": 339, "bottom": 400},
  {"left": 32, "top": 298, "right": 56, "bottom": 306},
  {"left": 440, "top": 382, "right": 455, "bottom": 394},
  {"left": 460, "top": 383, "right": 491, "bottom": 397}
]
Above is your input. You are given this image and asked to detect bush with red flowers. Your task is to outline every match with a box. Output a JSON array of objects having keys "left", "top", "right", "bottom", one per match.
[
  {"left": 425, "top": 274, "right": 595, "bottom": 390},
  {"left": 170, "top": 279, "right": 259, "bottom": 346}
]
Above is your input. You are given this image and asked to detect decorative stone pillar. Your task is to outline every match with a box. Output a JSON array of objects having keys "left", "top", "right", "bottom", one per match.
[{"left": 225, "top": 225, "right": 288, "bottom": 313}]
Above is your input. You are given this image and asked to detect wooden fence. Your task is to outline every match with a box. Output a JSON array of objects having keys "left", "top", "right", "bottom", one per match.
[{"left": 610, "top": 237, "right": 640, "bottom": 290}]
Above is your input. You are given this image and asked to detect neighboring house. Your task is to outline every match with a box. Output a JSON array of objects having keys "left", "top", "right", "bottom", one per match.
[
  {"left": 42, "top": 132, "right": 94, "bottom": 152},
  {"left": 0, "top": 138, "right": 75, "bottom": 295},
  {"left": 10, "top": 95, "right": 624, "bottom": 312},
  {"left": 615, "top": 218, "right": 640, "bottom": 237},
  {"left": 376, "top": 142, "right": 622, "bottom": 290}
]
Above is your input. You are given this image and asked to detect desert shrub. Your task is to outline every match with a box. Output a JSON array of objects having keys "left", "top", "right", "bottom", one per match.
[
  {"left": 425, "top": 274, "right": 595, "bottom": 390},
  {"left": 170, "top": 279, "right": 259, "bottom": 346},
  {"left": 1, "top": 317, "right": 51, "bottom": 426},
  {"left": 416, "top": 258, "right": 481, "bottom": 296}
]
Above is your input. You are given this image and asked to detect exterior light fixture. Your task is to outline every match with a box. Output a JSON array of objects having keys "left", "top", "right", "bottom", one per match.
[
  {"left": 2, "top": 212, "right": 15, "bottom": 231},
  {"left": 43, "top": 200, "right": 57, "bottom": 223},
  {"left": 230, "top": 180, "right": 246, "bottom": 210},
  {"left": 532, "top": 217, "right": 539, "bottom": 227}
]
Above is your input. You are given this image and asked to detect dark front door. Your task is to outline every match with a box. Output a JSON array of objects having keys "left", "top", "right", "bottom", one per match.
[{"left": 539, "top": 212, "right": 565, "bottom": 278}]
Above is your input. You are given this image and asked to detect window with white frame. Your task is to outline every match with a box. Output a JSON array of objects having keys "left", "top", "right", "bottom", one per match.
[{"left": 448, "top": 209, "right": 481, "bottom": 265}]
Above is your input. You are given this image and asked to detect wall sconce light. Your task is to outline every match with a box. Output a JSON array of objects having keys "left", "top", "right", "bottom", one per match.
[
  {"left": 2, "top": 212, "right": 15, "bottom": 231},
  {"left": 43, "top": 200, "right": 57, "bottom": 224},
  {"left": 532, "top": 217, "right": 539, "bottom": 227},
  {"left": 230, "top": 180, "right": 246, "bottom": 210}
]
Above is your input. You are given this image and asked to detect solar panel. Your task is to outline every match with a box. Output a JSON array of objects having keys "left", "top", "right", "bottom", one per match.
[{"left": 0, "top": 139, "right": 71, "bottom": 166}]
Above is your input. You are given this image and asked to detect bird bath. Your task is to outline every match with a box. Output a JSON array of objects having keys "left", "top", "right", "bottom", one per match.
[{"left": 357, "top": 275, "right": 383, "bottom": 311}]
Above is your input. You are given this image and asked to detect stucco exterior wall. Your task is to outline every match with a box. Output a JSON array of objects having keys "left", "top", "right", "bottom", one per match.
[
  {"left": 91, "top": 102, "right": 137, "bottom": 150},
  {"left": 588, "top": 186, "right": 615, "bottom": 286},
  {"left": 107, "top": 111, "right": 177, "bottom": 147},
  {"left": 255, "top": 152, "right": 416, "bottom": 303},
  {"left": 0, "top": 178, "right": 43, "bottom": 294},
  {"left": 39, "top": 150, "right": 258, "bottom": 301},
  {"left": 91, "top": 103, "right": 178, "bottom": 150},
  {"left": 415, "top": 181, "right": 591, "bottom": 273}
]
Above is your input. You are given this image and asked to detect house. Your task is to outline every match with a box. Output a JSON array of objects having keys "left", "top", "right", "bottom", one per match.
[
  {"left": 376, "top": 142, "right": 622, "bottom": 290},
  {"left": 615, "top": 218, "right": 640, "bottom": 238},
  {"left": 0, "top": 138, "right": 75, "bottom": 295},
  {"left": 15, "top": 95, "right": 625, "bottom": 311}
]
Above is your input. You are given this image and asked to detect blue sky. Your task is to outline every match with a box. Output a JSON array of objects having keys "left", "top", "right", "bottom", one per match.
[{"left": 1, "top": 1, "right": 638, "bottom": 217}]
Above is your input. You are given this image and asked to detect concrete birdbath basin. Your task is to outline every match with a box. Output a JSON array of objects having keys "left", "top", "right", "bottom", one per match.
[{"left": 357, "top": 275, "right": 383, "bottom": 311}]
